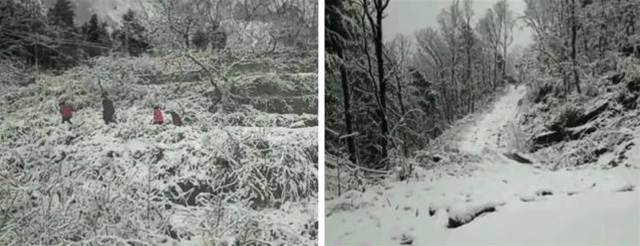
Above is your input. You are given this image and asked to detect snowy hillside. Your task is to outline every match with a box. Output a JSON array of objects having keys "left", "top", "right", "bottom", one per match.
[
  {"left": 326, "top": 85, "right": 640, "bottom": 245},
  {"left": 0, "top": 52, "right": 318, "bottom": 245}
]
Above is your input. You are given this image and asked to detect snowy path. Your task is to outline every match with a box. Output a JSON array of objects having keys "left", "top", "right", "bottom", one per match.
[
  {"left": 326, "top": 85, "right": 640, "bottom": 245},
  {"left": 458, "top": 85, "right": 525, "bottom": 155}
]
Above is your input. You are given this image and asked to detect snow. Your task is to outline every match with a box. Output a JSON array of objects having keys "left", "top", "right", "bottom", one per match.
[
  {"left": 458, "top": 85, "right": 526, "bottom": 155},
  {"left": 326, "top": 85, "right": 640, "bottom": 245},
  {"left": 0, "top": 55, "right": 318, "bottom": 245}
]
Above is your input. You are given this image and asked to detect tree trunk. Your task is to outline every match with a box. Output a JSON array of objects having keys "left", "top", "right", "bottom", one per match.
[
  {"left": 395, "top": 74, "right": 408, "bottom": 157},
  {"left": 493, "top": 50, "right": 498, "bottom": 89},
  {"left": 338, "top": 48, "right": 357, "bottom": 164},
  {"left": 373, "top": 0, "right": 389, "bottom": 168},
  {"left": 571, "top": 0, "right": 581, "bottom": 94},
  {"left": 466, "top": 41, "right": 472, "bottom": 114},
  {"left": 502, "top": 43, "right": 507, "bottom": 80}
]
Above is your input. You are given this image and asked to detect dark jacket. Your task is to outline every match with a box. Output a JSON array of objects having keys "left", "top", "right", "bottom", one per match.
[
  {"left": 170, "top": 112, "right": 183, "bottom": 126},
  {"left": 102, "top": 97, "right": 115, "bottom": 122}
]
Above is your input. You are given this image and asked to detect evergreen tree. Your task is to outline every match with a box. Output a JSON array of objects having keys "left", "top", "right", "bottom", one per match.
[
  {"left": 81, "top": 14, "right": 111, "bottom": 57},
  {"left": 114, "top": 9, "right": 150, "bottom": 56},
  {"left": 48, "top": 0, "right": 74, "bottom": 28},
  {"left": 85, "top": 14, "right": 101, "bottom": 43},
  {"left": 45, "top": 0, "right": 82, "bottom": 69},
  {"left": 0, "top": 0, "right": 33, "bottom": 59}
]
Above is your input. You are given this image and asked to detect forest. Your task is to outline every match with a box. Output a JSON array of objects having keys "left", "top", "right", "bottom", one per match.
[
  {"left": 326, "top": 0, "right": 640, "bottom": 244},
  {"left": 325, "top": 0, "right": 640, "bottom": 194},
  {"left": 326, "top": 0, "right": 518, "bottom": 172},
  {"left": 1, "top": 0, "right": 318, "bottom": 245}
]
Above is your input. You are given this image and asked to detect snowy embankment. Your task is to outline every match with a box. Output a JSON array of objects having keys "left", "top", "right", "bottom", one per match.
[{"left": 326, "top": 85, "right": 640, "bottom": 245}]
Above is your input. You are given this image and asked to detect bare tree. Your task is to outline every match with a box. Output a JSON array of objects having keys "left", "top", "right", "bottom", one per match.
[
  {"left": 460, "top": 0, "right": 475, "bottom": 113},
  {"left": 438, "top": 0, "right": 461, "bottom": 121},
  {"left": 362, "top": 0, "right": 391, "bottom": 168},
  {"left": 327, "top": 0, "right": 358, "bottom": 164},
  {"left": 494, "top": 0, "right": 514, "bottom": 80},
  {"left": 568, "top": 0, "right": 581, "bottom": 93}
]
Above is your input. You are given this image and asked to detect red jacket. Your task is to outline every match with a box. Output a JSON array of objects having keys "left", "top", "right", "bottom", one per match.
[
  {"left": 60, "top": 105, "right": 73, "bottom": 119},
  {"left": 153, "top": 108, "right": 164, "bottom": 124}
]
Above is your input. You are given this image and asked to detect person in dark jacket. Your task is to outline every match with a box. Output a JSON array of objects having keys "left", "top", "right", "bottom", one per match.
[
  {"left": 102, "top": 93, "right": 116, "bottom": 124},
  {"left": 153, "top": 106, "right": 164, "bottom": 124},
  {"left": 59, "top": 101, "right": 73, "bottom": 124},
  {"left": 169, "top": 111, "right": 183, "bottom": 126}
]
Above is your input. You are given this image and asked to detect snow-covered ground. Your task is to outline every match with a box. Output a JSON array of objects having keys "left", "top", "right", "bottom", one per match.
[
  {"left": 326, "top": 85, "right": 640, "bottom": 245},
  {"left": 0, "top": 54, "right": 318, "bottom": 245}
]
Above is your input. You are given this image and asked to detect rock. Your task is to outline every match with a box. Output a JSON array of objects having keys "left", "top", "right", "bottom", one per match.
[
  {"left": 531, "top": 123, "right": 597, "bottom": 151},
  {"left": 399, "top": 233, "right": 414, "bottom": 245},
  {"left": 447, "top": 202, "right": 502, "bottom": 228},
  {"left": 428, "top": 207, "right": 437, "bottom": 216},
  {"left": 503, "top": 152, "right": 533, "bottom": 164},
  {"left": 531, "top": 131, "right": 565, "bottom": 150},
  {"left": 565, "top": 122, "right": 597, "bottom": 139},
  {"left": 535, "top": 189, "right": 553, "bottom": 196},
  {"left": 575, "top": 101, "right": 608, "bottom": 126},
  {"left": 616, "top": 184, "right": 635, "bottom": 192}
]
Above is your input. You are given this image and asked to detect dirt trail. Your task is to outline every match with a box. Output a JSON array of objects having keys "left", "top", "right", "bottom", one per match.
[{"left": 326, "top": 85, "right": 640, "bottom": 245}]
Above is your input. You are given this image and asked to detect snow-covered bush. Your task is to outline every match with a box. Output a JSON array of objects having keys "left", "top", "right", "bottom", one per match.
[
  {"left": 0, "top": 47, "right": 317, "bottom": 245},
  {"left": 526, "top": 77, "right": 558, "bottom": 104},
  {"left": 0, "top": 59, "right": 30, "bottom": 86}
]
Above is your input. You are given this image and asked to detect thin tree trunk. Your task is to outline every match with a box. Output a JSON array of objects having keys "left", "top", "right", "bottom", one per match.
[
  {"left": 570, "top": 0, "right": 581, "bottom": 93},
  {"left": 365, "top": 0, "right": 390, "bottom": 168},
  {"left": 338, "top": 48, "right": 357, "bottom": 164},
  {"left": 493, "top": 50, "right": 498, "bottom": 89},
  {"left": 466, "top": 40, "right": 472, "bottom": 114},
  {"left": 395, "top": 74, "right": 408, "bottom": 157}
]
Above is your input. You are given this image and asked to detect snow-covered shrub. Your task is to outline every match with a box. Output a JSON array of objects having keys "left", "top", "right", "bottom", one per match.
[
  {"left": 526, "top": 77, "right": 558, "bottom": 104},
  {"left": 583, "top": 82, "right": 600, "bottom": 98},
  {"left": 226, "top": 21, "right": 276, "bottom": 52},
  {"left": 0, "top": 59, "right": 30, "bottom": 86},
  {"left": 618, "top": 56, "right": 640, "bottom": 83}
]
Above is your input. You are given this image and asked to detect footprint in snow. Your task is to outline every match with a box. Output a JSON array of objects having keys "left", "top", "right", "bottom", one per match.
[
  {"left": 392, "top": 233, "right": 414, "bottom": 245},
  {"left": 519, "top": 195, "right": 536, "bottom": 202},
  {"left": 615, "top": 184, "right": 635, "bottom": 192},
  {"left": 567, "top": 191, "right": 580, "bottom": 196},
  {"left": 518, "top": 189, "right": 553, "bottom": 202},
  {"left": 535, "top": 189, "right": 553, "bottom": 196}
]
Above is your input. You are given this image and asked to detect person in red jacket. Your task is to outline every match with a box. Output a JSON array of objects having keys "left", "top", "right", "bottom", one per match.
[
  {"left": 153, "top": 106, "right": 164, "bottom": 124},
  {"left": 59, "top": 101, "right": 73, "bottom": 124}
]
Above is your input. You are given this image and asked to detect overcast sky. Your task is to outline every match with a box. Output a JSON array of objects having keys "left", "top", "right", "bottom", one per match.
[
  {"left": 43, "top": 0, "right": 142, "bottom": 26},
  {"left": 383, "top": 0, "right": 532, "bottom": 49}
]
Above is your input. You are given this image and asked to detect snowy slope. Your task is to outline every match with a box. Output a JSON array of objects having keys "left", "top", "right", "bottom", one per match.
[
  {"left": 326, "top": 85, "right": 640, "bottom": 245},
  {"left": 0, "top": 54, "right": 318, "bottom": 245}
]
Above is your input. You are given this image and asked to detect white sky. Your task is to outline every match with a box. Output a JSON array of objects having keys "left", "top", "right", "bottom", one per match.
[
  {"left": 43, "top": 0, "right": 142, "bottom": 26},
  {"left": 383, "top": 0, "right": 532, "bottom": 49}
]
